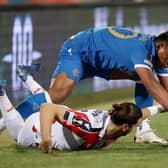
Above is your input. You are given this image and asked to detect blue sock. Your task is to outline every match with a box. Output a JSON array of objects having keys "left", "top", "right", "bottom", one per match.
[
  {"left": 16, "top": 92, "right": 47, "bottom": 118},
  {"left": 135, "top": 83, "right": 153, "bottom": 108}
]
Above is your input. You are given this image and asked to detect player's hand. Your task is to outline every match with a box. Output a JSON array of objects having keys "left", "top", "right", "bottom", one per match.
[{"left": 38, "top": 138, "right": 52, "bottom": 153}]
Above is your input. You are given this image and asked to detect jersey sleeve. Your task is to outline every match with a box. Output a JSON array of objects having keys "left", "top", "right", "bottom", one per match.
[
  {"left": 52, "top": 59, "right": 83, "bottom": 83},
  {"left": 132, "top": 47, "right": 153, "bottom": 71},
  {"left": 155, "top": 67, "right": 168, "bottom": 76}
]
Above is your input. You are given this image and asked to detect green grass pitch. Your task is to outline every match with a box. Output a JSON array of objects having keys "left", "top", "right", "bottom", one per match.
[{"left": 0, "top": 87, "right": 168, "bottom": 168}]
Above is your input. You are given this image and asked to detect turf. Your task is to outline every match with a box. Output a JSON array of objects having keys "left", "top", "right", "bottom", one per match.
[{"left": 0, "top": 87, "right": 168, "bottom": 168}]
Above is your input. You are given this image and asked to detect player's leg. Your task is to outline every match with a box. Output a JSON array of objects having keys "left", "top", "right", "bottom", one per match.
[
  {"left": 17, "top": 35, "right": 82, "bottom": 114},
  {"left": 16, "top": 92, "right": 49, "bottom": 118},
  {"left": 15, "top": 63, "right": 51, "bottom": 118},
  {"left": 134, "top": 82, "right": 167, "bottom": 144},
  {"left": 0, "top": 117, "right": 6, "bottom": 135},
  {"left": 0, "top": 80, "right": 6, "bottom": 135},
  {"left": 48, "top": 37, "right": 83, "bottom": 104},
  {"left": 0, "top": 63, "right": 51, "bottom": 135},
  {"left": 48, "top": 72, "right": 75, "bottom": 104},
  {"left": 16, "top": 63, "right": 43, "bottom": 94},
  {"left": 0, "top": 80, "right": 25, "bottom": 141}
]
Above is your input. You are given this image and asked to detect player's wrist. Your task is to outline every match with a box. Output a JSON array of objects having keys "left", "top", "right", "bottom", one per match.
[{"left": 147, "top": 105, "right": 164, "bottom": 116}]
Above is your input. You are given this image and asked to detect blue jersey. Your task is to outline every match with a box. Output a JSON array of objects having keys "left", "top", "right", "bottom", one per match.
[{"left": 52, "top": 26, "right": 168, "bottom": 83}]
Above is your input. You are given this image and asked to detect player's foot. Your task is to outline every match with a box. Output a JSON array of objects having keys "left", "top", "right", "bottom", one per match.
[
  {"left": 0, "top": 80, "right": 7, "bottom": 96},
  {"left": 0, "top": 118, "right": 6, "bottom": 135},
  {"left": 16, "top": 63, "right": 40, "bottom": 81},
  {"left": 134, "top": 130, "right": 168, "bottom": 144}
]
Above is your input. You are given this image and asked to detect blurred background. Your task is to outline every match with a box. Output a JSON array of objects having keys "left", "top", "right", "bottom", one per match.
[
  {"left": 0, "top": 0, "right": 168, "bottom": 4},
  {"left": 0, "top": 0, "right": 168, "bottom": 101}
]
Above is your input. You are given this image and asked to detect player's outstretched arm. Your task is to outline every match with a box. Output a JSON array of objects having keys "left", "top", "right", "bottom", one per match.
[
  {"left": 136, "top": 67, "right": 168, "bottom": 110},
  {"left": 141, "top": 104, "right": 166, "bottom": 120},
  {"left": 39, "top": 103, "right": 67, "bottom": 153}
]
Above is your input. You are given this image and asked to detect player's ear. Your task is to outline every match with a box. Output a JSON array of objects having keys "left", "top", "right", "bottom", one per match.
[
  {"left": 155, "top": 40, "right": 164, "bottom": 50},
  {"left": 121, "top": 124, "right": 129, "bottom": 132}
]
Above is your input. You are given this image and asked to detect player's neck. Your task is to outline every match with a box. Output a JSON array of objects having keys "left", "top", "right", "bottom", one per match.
[{"left": 105, "top": 121, "right": 123, "bottom": 139}]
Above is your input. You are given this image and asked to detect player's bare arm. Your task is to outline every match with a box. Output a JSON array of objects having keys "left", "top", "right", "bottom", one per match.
[
  {"left": 48, "top": 72, "right": 75, "bottom": 104},
  {"left": 158, "top": 75, "right": 168, "bottom": 91},
  {"left": 136, "top": 67, "right": 168, "bottom": 110},
  {"left": 39, "top": 103, "right": 67, "bottom": 153},
  {"left": 141, "top": 104, "right": 165, "bottom": 120}
]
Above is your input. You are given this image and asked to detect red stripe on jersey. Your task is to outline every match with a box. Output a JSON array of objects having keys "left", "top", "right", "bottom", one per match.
[
  {"left": 82, "top": 133, "right": 100, "bottom": 149},
  {"left": 67, "top": 109, "right": 89, "bottom": 121},
  {"left": 63, "top": 120, "right": 100, "bottom": 149},
  {"left": 52, "top": 119, "right": 57, "bottom": 124},
  {"left": 32, "top": 125, "right": 38, "bottom": 133},
  {"left": 6, "top": 107, "right": 14, "bottom": 112},
  {"left": 33, "top": 88, "right": 42, "bottom": 94},
  {"left": 63, "top": 109, "right": 100, "bottom": 149}
]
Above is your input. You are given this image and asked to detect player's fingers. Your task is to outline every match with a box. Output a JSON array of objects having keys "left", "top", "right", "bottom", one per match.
[{"left": 38, "top": 141, "right": 52, "bottom": 153}]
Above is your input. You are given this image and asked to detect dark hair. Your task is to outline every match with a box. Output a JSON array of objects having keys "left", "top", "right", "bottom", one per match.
[
  {"left": 155, "top": 31, "right": 168, "bottom": 46},
  {"left": 108, "top": 102, "right": 142, "bottom": 126}
]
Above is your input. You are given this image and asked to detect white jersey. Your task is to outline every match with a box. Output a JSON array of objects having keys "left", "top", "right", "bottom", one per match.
[{"left": 17, "top": 108, "right": 112, "bottom": 150}]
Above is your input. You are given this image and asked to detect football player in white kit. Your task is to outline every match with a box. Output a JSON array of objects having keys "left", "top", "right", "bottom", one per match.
[
  {"left": 0, "top": 66, "right": 166, "bottom": 153},
  {"left": 0, "top": 79, "right": 143, "bottom": 152}
]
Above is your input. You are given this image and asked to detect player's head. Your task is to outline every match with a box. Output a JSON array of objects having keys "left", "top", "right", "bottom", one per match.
[
  {"left": 108, "top": 102, "right": 142, "bottom": 136},
  {"left": 155, "top": 31, "right": 168, "bottom": 68}
]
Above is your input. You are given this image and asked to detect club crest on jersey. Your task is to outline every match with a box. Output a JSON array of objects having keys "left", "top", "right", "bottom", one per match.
[
  {"left": 72, "top": 116, "right": 83, "bottom": 127},
  {"left": 72, "top": 69, "right": 79, "bottom": 77}
]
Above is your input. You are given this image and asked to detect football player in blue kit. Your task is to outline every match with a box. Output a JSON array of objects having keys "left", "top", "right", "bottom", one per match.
[{"left": 1, "top": 26, "right": 168, "bottom": 144}]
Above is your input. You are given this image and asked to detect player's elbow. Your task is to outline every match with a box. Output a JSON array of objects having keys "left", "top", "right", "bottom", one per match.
[{"left": 40, "top": 103, "right": 61, "bottom": 114}]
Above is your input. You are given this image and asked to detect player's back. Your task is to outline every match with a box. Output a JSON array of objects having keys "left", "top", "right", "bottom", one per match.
[{"left": 79, "top": 26, "right": 155, "bottom": 74}]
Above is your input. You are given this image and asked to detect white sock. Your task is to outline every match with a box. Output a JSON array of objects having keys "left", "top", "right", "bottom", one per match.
[
  {"left": 136, "top": 118, "right": 151, "bottom": 136},
  {"left": 25, "top": 76, "right": 52, "bottom": 103},
  {"left": 0, "top": 94, "right": 24, "bottom": 140},
  {"left": 147, "top": 105, "right": 164, "bottom": 116},
  {"left": 25, "top": 76, "right": 44, "bottom": 94}
]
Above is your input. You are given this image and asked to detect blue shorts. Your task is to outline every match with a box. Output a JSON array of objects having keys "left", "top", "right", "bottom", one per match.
[
  {"left": 52, "top": 37, "right": 83, "bottom": 83},
  {"left": 52, "top": 30, "right": 112, "bottom": 83}
]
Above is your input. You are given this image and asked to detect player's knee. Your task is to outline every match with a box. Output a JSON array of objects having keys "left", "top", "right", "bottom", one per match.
[
  {"left": 48, "top": 84, "right": 74, "bottom": 104},
  {"left": 47, "top": 73, "right": 75, "bottom": 103},
  {"left": 47, "top": 88, "right": 63, "bottom": 103}
]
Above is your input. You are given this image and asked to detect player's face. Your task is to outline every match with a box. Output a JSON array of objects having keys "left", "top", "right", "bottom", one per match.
[{"left": 156, "top": 44, "right": 168, "bottom": 68}]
